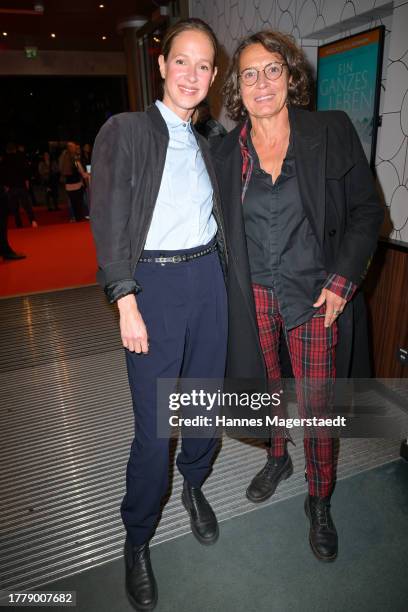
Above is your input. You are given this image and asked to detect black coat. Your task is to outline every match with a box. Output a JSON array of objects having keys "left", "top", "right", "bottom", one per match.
[
  {"left": 211, "top": 106, "right": 384, "bottom": 379},
  {"left": 90, "top": 104, "right": 228, "bottom": 302}
]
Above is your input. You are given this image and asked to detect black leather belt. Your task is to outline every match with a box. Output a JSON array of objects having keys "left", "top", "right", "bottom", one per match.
[{"left": 139, "top": 243, "right": 217, "bottom": 264}]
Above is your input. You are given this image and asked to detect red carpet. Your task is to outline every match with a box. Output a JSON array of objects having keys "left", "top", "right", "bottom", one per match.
[
  {"left": 0, "top": 221, "right": 98, "bottom": 297},
  {"left": 8, "top": 205, "right": 73, "bottom": 228}
]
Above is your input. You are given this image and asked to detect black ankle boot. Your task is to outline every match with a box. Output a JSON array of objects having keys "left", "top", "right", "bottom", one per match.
[
  {"left": 246, "top": 452, "right": 293, "bottom": 503},
  {"left": 124, "top": 538, "right": 158, "bottom": 611},
  {"left": 304, "top": 495, "right": 338, "bottom": 562},
  {"left": 182, "top": 480, "right": 219, "bottom": 545}
]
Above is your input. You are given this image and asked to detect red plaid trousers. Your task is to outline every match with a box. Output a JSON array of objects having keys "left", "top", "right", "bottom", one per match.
[{"left": 253, "top": 283, "right": 338, "bottom": 497}]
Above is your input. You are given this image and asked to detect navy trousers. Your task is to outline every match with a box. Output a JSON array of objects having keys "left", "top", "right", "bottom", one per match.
[{"left": 121, "top": 243, "right": 227, "bottom": 545}]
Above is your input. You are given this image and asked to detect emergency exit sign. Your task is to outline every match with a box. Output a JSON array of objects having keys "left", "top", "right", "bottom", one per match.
[{"left": 25, "top": 46, "right": 38, "bottom": 59}]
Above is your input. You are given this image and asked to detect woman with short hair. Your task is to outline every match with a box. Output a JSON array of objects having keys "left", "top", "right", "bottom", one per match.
[{"left": 212, "top": 30, "right": 383, "bottom": 562}]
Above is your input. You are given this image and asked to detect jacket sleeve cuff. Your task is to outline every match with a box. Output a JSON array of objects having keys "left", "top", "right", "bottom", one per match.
[
  {"left": 99, "top": 260, "right": 133, "bottom": 285},
  {"left": 104, "top": 279, "right": 142, "bottom": 304},
  {"left": 323, "top": 273, "right": 357, "bottom": 302}
]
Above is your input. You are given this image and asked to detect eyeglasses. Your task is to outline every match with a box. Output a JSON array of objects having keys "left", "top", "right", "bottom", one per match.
[{"left": 239, "top": 62, "right": 287, "bottom": 86}]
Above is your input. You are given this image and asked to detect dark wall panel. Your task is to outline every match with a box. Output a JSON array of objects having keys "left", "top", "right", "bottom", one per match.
[{"left": 365, "top": 241, "right": 408, "bottom": 378}]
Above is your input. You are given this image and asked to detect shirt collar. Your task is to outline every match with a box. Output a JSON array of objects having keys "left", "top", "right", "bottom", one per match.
[
  {"left": 155, "top": 100, "right": 192, "bottom": 132},
  {"left": 239, "top": 119, "right": 250, "bottom": 155}
]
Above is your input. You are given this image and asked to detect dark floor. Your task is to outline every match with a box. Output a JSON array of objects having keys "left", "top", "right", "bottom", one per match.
[
  {"left": 30, "top": 459, "right": 408, "bottom": 612},
  {"left": 1, "top": 286, "right": 406, "bottom": 611}
]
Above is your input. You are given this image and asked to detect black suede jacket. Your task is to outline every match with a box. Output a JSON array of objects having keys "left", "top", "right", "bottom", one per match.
[{"left": 90, "top": 103, "right": 228, "bottom": 303}]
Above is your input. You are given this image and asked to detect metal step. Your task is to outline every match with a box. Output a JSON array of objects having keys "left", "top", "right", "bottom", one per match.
[{"left": 0, "top": 287, "right": 399, "bottom": 593}]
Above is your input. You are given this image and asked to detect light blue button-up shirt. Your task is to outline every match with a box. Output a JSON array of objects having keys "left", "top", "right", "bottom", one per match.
[{"left": 144, "top": 100, "right": 218, "bottom": 250}]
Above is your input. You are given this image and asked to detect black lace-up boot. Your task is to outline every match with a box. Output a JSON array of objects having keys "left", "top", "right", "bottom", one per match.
[
  {"left": 124, "top": 538, "right": 158, "bottom": 611},
  {"left": 246, "top": 451, "right": 293, "bottom": 503},
  {"left": 304, "top": 495, "right": 338, "bottom": 561},
  {"left": 182, "top": 480, "right": 219, "bottom": 545}
]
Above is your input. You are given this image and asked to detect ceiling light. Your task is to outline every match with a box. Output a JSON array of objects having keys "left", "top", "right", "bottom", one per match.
[
  {"left": 102, "top": 36, "right": 107, "bottom": 40},
  {"left": 2, "top": 32, "right": 7, "bottom": 37},
  {"left": 99, "top": 3, "right": 104, "bottom": 7},
  {"left": 51, "top": 33, "right": 56, "bottom": 38},
  {"left": 117, "top": 16, "right": 147, "bottom": 33}
]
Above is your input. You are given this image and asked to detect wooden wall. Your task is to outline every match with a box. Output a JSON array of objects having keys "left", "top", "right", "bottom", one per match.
[{"left": 364, "top": 241, "right": 408, "bottom": 378}]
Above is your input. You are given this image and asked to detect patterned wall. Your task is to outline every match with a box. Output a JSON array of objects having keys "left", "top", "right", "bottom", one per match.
[{"left": 190, "top": 0, "right": 408, "bottom": 244}]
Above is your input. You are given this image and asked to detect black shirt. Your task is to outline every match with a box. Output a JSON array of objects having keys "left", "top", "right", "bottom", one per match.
[{"left": 243, "top": 130, "right": 327, "bottom": 330}]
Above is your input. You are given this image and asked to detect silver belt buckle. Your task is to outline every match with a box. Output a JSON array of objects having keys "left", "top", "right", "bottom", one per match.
[{"left": 172, "top": 255, "right": 182, "bottom": 263}]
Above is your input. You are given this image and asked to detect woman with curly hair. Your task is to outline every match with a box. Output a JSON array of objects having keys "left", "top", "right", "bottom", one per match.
[{"left": 212, "top": 31, "right": 383, "bottom": 562}]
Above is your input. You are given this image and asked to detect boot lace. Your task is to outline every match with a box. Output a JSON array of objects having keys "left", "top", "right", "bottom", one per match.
[
  {"left": 313, "top": 500, "right": 333, "bottom": 529},
  {"left": 261, "top": 456, "right": 286, "bottom": 479}
]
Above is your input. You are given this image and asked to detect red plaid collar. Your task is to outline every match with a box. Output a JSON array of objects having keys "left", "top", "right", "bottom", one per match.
[{"left": 239, "top": 119, "right": 253, "bottom": 203}]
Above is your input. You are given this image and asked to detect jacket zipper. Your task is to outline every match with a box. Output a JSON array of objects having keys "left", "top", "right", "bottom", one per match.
[{"left": 130, "top": 135, "right": 168, "bottom": 275}]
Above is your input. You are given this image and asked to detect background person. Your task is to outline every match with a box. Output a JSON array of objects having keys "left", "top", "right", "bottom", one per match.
[
  {"left": 2, "top": 143, "right": 37, "bottom": 228},
  {"left": 81, "top": 143, "right": 92, "bottom": 169},
  {"left": 0, "top": 177, "right": 26, "bottom": 261},
  {"left": 17, "top": 144, "right": 38, "bottom": 208},
  {"left": 38, "top": 151, "right": 60, "bottom": 211},
  {"left": 193, "top": 98, "right": 227, "bottom": 140},
  {"left": 59, "top": 142, "right": 88, "bottom": 221},
  {"left": 75, "top": 144, "right": 90, "bottom": 216},
  {"left": 48, "top": 152, "right": 61, "bottom": 211}
]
